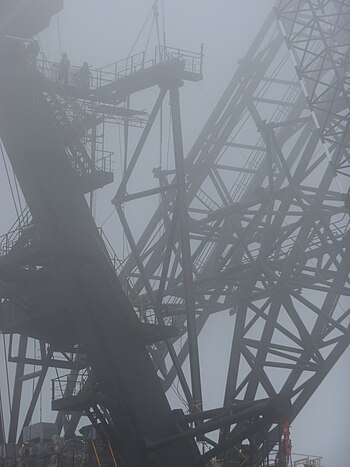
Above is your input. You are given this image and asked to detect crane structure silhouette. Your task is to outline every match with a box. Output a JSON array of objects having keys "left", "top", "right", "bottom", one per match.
[{"left": 0, "top": 1, "right": 349, "bottom": 466}]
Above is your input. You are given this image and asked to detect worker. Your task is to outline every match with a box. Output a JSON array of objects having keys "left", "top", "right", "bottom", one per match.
[
  {"left": 78, "top": 61, "right": 92, "bottom": 90},
  {"left": 57, "top": 52, "right": 70, "bottom": 86}
]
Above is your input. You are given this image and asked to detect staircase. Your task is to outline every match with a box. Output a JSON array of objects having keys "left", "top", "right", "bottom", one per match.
[
  {"left": 42, "top": 86, "right": 113, "bottom": 193},
  {"left": 52, "top": 371, "right": 119, "bottom": 466}
]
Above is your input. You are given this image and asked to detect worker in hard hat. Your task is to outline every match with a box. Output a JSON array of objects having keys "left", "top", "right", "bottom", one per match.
[
  {"left": 57, "top": 52, "right": 70, "bottom": 86},
  {"left": 78, "top": 61, "right": 92, "bottom": 90}
]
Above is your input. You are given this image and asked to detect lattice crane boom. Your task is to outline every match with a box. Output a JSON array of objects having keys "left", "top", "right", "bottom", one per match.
[
  {"left": 0, "top": 1, "right": 349, "bottom": 465},
  {"left": 115, "top": 2, "right": 350, "bottom": 463}
]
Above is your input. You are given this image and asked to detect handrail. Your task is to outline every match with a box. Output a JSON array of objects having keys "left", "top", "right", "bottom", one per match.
[
  {"left": 0, "top": 206, "right": 33, "bottom": 256},
  {"left": 35, "top": 51, "right": 115, "bottom": 181},
  {"left": 51, "top": 369, "right": 90, "bottom": 401},
  {"left": 37, "top": 45, "right": 204, "bottom": 93},
  {"left": 155, "top": 45, "right": 204, "bottom": 75}
]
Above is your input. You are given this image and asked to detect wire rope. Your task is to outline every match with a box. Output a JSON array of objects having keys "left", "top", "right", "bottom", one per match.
[
  {"left": 100, "top": 208, "right": 117, "bottom": 229},
  {"left": 127, "top": 4, "right": 154, "bottom": 58},
  {"left": 1, "top": 142, "right": 20, "bottom": 220},
  {"left": 43, "top": 30, "right": 51, "bottom": 61},
  {"left": 197, "top": 82, "right": 215, "bottom": 110},
  {"left": 2, "top": 335, "right": 12, "bottom": 415},
  {"left": 10, "top": 164, "right": 24, "bottom": 216},
  {"left": 144, "top": 14, "right": 156, "bottom": 58},
  {"left": 161, "top": 0, "right": 167, "bottom": 47},
  {"left": 56, "top": 12, "right": 62, "bottom": 56},
  {"left": 30, "top": 339, "right": 36, "bottom": 425},
  {"left": 166, "top": 108, "right": 172, "bottom": 171},
  {"left": 0, "top": 336, "right": 6, "bottom": 441},
  {"left": 154, "top": 2, "right": 161, "bottom": 48}
]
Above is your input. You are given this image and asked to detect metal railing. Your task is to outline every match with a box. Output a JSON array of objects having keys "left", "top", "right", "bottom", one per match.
[
  {"left": 95, "top": 51, "right": 152, "bottom": 87},
  {"left": 36, "top": 46, "right": 204, "bottom": 108},
  {"left": 51, "top": 370, "right": 90, "bottom": 402},
  {"left": 95, "top": 150, "right": 114, "bottom": 173},
  {"left": 293, "top": 454, "right": 323, "bottom": 467},
  {"left": 35, "top": 57, "right": 115, "bottom": 185},
  {"left": 97, "top": 226, "right": 142, "bottom": 304},
  {"left": 155, "top": 45, "right": 204, "bottom": 75},
  {"left": 241, "top": 217, "right": 349, "bottom": 264},
  {"left": 97, "top": 227, "right": 125, "bottom": 274},
  {"left": 37, "top": 59, "right": 97, "bottom": 89},
  {"left": 0, "top": 207, "right": 33, "bottom": 257}
]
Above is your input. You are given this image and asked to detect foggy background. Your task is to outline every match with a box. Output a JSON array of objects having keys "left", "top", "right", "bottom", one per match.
[{"left": 1, "top": 1, "right": 350, "bottom": 465}]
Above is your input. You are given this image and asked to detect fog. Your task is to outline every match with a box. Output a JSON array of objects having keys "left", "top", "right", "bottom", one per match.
[{"left": 1, "top": 1, "right": 350, "bottom": 466}]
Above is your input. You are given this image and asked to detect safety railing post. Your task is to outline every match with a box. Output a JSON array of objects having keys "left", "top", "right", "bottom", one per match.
[{"left": 200, "top": 43, "right": 204, "bottom": 75}]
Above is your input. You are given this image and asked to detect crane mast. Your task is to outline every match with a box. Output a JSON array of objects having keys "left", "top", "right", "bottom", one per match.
[{"left": 0, "top": 24, "right": 197, "bottom": 467}]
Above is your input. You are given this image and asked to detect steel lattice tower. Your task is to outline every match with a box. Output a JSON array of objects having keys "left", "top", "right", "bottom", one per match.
[
  {"left": 115, "top": 1, "right": 350, "bottom": 463},
  {"left": 0, "top": 1, "right": 349, "bottom": 466}
]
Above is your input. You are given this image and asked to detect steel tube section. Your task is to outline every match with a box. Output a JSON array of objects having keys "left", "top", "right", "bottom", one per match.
[
  {"left": 147, "top": 400, "right": 271, "bottom": 451},
  {"left": 119, "top": 183, "right": 177, "bottom": 203},
  {"left": 8, "top": 335, "right": 27, "bottom": 443},
  {"left": 170, "top": 86, "right": 203, "bottom": 412},
  {"left": 18, "top": 350, "right": 52, "bottom": 443},
  {"left": 153, "top": 198, "right": 195, "bottom": 404},
  {"left": 156, "top": 197, "right": 180, "bottom": 311},
  {"left": 113, "top": 88, "right": 167, "bottom": 202},
  {"left": 111, "top": 83, "right": 196, "bottom": 406}
]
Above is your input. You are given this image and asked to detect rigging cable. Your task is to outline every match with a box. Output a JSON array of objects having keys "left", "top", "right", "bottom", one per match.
[
  {"left": 144, "top": 11, "right": 156, "bottom": 58},
  {"left": 128, "top": 0, "right": 162, "bottom": 58},
  {"left": 12, "top": 170, "right": 23, "bottom": 214},
  {"left": 161, "top": 0, "right": 167, "bottom": 47},
  {"left": 154, "top": 2, "right": 161, "bottom": 47},
  {"left": 166, "top": 109, "right": 172, "bottom": 171},
  {"left": 127, "top": 4, "right": 154, "bottom": 57},
  {"left": 0, "top": 337, "right": 6, "bottom": 441},
  {"left": 197, "top": 82, "right": 215, "bottom": 110},
  {"left": 100, "top": 208, "right": 117, "bottom": 229},
  {"left": 2, "top": 335, "right": 12, "bottom": 416},
  {"left": 1, "top": 142, "right": 20, "bottom": 220},
  {"left": 56, "top": 12, "right": 62, "bottom": 56},
  {"left": 155, "top": 0, "right": 163, "bottom": 222},
  {"left": 116, "top": 123, "right": 128, "bottom": 260}
]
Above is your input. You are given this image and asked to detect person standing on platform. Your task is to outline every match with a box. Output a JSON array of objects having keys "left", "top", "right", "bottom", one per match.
[
  {"left": 57, "top": 52, "right": 70, "bottom": 86},
  {"left": 78, "top": 61, "right": 92, "bottom": 90}
]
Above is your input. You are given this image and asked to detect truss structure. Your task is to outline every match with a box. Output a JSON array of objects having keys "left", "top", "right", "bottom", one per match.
[
  {"left": 117, "top": 2, "right": 350, "bottom": 462},
  {"left": 0, "top": 1, "right": 349, "bottom": 465}
]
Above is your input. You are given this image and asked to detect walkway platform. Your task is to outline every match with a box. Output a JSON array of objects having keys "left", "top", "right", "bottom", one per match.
[{"left": 38, "top": 46, "right": 204, "bottom": 105}]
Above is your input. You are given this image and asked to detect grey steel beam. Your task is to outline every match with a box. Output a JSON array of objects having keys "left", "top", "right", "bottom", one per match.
[
  {"left": 170, "top": 86, "right": 203, "bottom": 413},
  {"left": 8, "top": 335, "right": 27, "bottom": 443}
]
